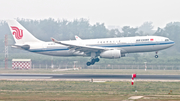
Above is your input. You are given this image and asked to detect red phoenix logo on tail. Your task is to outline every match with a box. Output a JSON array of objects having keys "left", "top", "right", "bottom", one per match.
[{"left": 11, "top": 26, "right": 23, "bottom": 40}]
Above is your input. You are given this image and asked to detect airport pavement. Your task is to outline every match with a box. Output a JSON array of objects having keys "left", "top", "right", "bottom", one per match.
[{"left": 0, "top": 74, "right": 180, "bottom": 80}]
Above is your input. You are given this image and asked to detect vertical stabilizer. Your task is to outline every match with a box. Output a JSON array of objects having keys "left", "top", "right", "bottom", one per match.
[{"left": 6, "top": 20, "right": 43, "bottom": 44}]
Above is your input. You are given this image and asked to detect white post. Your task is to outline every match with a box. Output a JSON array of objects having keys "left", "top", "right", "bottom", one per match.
[{"left": 144, "top": 62, "right": 147, "bottom": 71}]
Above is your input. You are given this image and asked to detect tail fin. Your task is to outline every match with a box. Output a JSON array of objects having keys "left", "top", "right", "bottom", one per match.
[{"left": 6, "top": 20, "right": 43, "bottom": 44}]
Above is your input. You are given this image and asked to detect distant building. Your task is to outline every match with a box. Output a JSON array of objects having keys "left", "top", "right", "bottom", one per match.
[{"left": 12, "top": 59, "right": 31, "bottom": 70}]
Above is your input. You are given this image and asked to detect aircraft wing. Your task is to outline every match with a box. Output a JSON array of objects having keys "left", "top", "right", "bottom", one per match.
[{"left": 51, "top": 37, "right": 111, "bottom": 53}]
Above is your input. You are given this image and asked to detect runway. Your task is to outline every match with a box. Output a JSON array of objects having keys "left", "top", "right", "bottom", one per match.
[{"left": 0, "top": 74, "right": 180, "bottom": 80}]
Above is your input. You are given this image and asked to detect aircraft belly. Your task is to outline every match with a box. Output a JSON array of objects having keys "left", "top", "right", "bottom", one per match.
[
  {"left": 152, "top": 44, "right": 173, "bottom": 51},
  {"left": 36, "top": 50, "right": 84, "bottom": 57},
  {"left": 123, "top": 45, "right": 153, "bottom": 53},
  {"left": 42, "top": 51, "right": 71, "bottom": 56},
  {"left": 122, "top": 44, "right": 173, "bottom": 53}
]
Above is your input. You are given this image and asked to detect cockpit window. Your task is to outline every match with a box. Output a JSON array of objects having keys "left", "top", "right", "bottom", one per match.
[{"left": 165, "top": 39, "right": 169, "bottom": 41}]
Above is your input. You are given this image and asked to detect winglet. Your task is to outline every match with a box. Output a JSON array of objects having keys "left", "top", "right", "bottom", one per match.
[
  {"left": 51, "top": 37, "right": 59, "bottom": 43},
  {"left": 75, "top": 35, "right": 82, "bottom": 40}
]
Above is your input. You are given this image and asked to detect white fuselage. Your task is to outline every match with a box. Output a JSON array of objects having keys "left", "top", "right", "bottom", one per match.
[{"left": 25, "top": 36, "right": 174, "bottom": 57}]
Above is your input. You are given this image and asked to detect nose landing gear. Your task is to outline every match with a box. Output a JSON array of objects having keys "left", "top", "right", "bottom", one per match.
[
  {"left": 155, "top": 55, "right": 158, "bottom": 58},
  {"left": 155, "top": 51, "right": 158, "bottom": 58},
  {"left": 86, "top": 58, "right": 100, "bottom": 66}
]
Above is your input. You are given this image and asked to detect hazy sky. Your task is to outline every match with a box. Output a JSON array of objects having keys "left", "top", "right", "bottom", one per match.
[{"left": 0, "top": 0, "right": 180, "bottom": 29}]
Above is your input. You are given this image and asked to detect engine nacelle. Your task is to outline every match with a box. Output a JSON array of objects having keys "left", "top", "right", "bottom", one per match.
[{"left": 100, "top": 50, "right": 121, "bottom": 59}]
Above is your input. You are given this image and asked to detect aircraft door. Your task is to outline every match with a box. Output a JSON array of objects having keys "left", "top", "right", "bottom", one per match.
[
  {"left": 42, "top": 43, "right": 47, "bottom": 50},
  {"left": 153, "top": 38, "right": 161, "bottom": 50},
  {"left": 127, "top": 38, "right": 137, "bottom": 52},
  {"left": 130, "top": 39, "right": 136, "bottom": 46},
  {"left": 152, "top": 38, "right": 160, "bottom": 51}
]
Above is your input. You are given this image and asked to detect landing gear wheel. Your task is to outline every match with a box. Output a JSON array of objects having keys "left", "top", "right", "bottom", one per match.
[
  {"left": 95, "top": 58, "right": 100, "bottom": 62},
  {"left": 86, "top": 62, "right": 91, "bottom": 66},
  {"left": 91, "top": 59, "right": 96, "bottom": 63},
  {"left": 155, "top": 55, "right": 158, "bottom": 58},
  {"left": 91, "top": 59, "right": 95, "bottom": 65},
  {"left": 86, "top": 58, "right": 100, "bottom": 66},
  {"left": 91, "top": 62, "right": 95, "bottom": 65}
]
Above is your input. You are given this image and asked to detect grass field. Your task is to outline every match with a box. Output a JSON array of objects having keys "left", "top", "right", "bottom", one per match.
[
  {"left": 0, "top": 69, "right": 180, "bottom": 100},
  {"left": 0, "top": 69, "right": 180, "bottom": 75},
  {"left": 0, "top": 80, "right": 180, "bottom": 100}
]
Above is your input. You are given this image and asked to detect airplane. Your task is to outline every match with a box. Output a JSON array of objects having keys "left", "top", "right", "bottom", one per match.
[{"left": 6, "top": 20, "right": 175, "bottom": 66}]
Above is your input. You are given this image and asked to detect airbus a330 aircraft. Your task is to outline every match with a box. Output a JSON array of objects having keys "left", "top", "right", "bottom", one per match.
[{"left": 7, "top": 20, "right": 174, "bottom": 66}]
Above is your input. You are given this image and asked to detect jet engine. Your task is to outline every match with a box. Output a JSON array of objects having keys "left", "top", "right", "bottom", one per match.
[{"left": 100, "top": 50, "right": 121, "bottom": 59}]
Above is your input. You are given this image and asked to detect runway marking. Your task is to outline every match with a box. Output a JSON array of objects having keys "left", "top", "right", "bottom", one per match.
[
  {"left": 0, "top": 74, "right": 180, "bottom": 81},
  {"left": 92, "top": 81, "right": 106, "bottom": 83},
  {"left": 0, "top": 76, "right": 51, "bottom": 79},
  {"left": 128, "top": 96, "right": 143, "bottom": 99}
]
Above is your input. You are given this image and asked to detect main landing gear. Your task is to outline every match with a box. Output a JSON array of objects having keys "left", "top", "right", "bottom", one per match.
[
  {"left": 86, "top": 58, "right": 100, "bottom": 66},
  {"left": 155, "top": 51, "right": 158, "bottom": 58}
]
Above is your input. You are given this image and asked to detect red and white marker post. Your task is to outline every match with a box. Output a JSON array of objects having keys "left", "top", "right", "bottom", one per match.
[{"left": 131, "top": 74, "right": 136, "bottom": 85}]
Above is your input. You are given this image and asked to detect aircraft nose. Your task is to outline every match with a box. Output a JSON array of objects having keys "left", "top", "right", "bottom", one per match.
[{"left": 171, "top": 40, "right": 175, "bottom": 46}]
